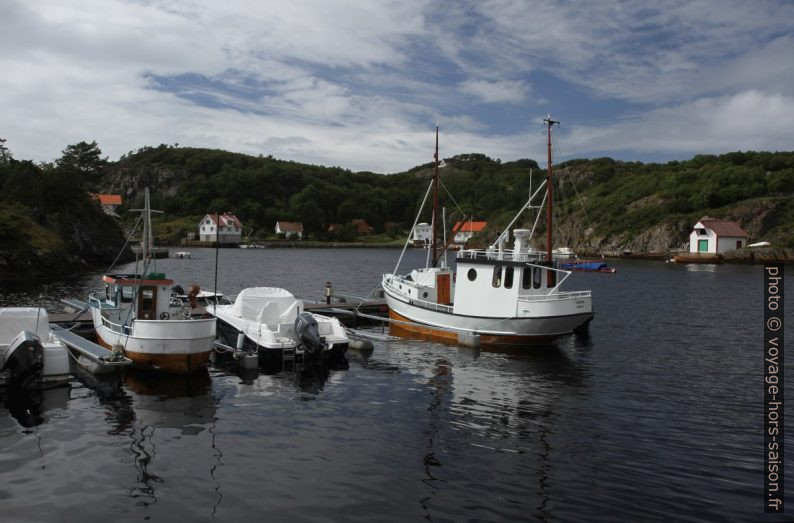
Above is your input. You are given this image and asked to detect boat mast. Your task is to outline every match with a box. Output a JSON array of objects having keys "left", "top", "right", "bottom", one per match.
[
  {"left": 431, "top": 125, "right": 440, "bottom": 268},
  {"left": 544, "top": 115, "right": 558, "bottom": 287},
  {"left": 142, "top": 187, "right": 152, "bottom": 263}
]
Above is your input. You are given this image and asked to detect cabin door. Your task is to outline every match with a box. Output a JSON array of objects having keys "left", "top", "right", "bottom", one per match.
[
  {"left": 437, "top": 273, "right": 451, "bottom": 305},
  {"left": 698, "top": 240, "right": 708, "bottom": 253},
  {"left": 137, "top": 286, "right": 158, "bottom": 320}
]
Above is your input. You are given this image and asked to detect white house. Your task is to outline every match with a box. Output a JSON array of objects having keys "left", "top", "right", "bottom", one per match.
[
  {"left": 689, "top": 220, "right": 749, "bottom": 254},
  {"left": 199, "top": 213, "right": 243, "bottom": 244},
  {"left": 412, "top": 222, "right": 432, "bottom": 245},
  {"left": 452, "top": 220, "right": 488, "bottom": 244},
  {"left": 275, "top": 221, "right": 304, "bottom": 240}
]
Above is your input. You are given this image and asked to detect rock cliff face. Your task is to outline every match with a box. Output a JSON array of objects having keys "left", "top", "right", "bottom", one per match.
[{"left": 0, "top": 205, "right": 132, "bottom": 282}]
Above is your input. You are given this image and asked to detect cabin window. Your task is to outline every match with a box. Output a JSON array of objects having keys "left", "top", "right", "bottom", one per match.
[
  {"left": 105, "top": 284, "right": 111, "bottom": 301},
  {"left": 533, "top": 267, "right": 542, "bottom": 289},
  {"left": 141, "top": 288, "right": 155, "bottom": 309},
  {"left": 504, "top": 266, "right": 514, "bottom": 289},
  {"left": 121, "top": 286, "right": 135, "bottom": 303},
  {"left": 522, "top": 267, "right": 532, "bottom": 289},
  {"left": 467, "top": 268, "right": 477, "bottom": 281},
  {"left": 492, "top": 266, "right": 502, "bottom": 288}
]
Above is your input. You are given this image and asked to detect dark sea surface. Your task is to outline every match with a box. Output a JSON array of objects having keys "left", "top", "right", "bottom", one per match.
[{"left": 0, "top": 248, "right": 791, "bottom": 522}]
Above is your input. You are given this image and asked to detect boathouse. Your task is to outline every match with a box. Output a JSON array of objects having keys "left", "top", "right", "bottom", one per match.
[
  {"left": 275, "top": 221, "right": 304, "bottom": 240},
  {"left": 452, "top": 220, "right": 487, "bottom": 244},
  {"left": 688, "top": 220, "right": 749, "bottom": 254},
  {"left": 91, "top": 193, "right": 122, "bottom": 217},
  {"left": 199, "top": 213, "right": 243, "bottom": 244},
  {"left": 412, "top": 222, "right": 432, "bottom": 246}
]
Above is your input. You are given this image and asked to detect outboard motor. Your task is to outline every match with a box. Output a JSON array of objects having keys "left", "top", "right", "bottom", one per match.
[
  {"left": 294, "top": 312, "right": 326, "bottom": 362},
  {"left": 1, "top": 331, "right": 44, "bottom": 389}
]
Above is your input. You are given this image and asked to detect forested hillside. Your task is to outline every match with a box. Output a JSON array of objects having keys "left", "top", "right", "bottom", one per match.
[
  {"left": 1, "top": 137, "right": 793, "bottom": 282},
  {"left": 100, "top": 144, "right": 794, "bottom": 251},
  {"left": 0, "top": 140, "right": 130, "bottom": 280}
]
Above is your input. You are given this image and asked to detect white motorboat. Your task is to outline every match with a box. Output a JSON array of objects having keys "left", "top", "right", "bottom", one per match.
[
  {"left": 0, "top": 308, "right": 70, "bottom": 388},
  {"left": 88, "top": 189, "right": 216, "bottom": 373},
  {"left": 208, "top": 287, "right": 349, "bottom": 367},
  {"left": 382, "top": 118, "right": 593, "bottom": 347}
]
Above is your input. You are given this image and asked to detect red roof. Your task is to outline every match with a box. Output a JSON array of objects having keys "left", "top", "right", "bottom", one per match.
[
  {"left": 452, "top": 221, "right": 487, "bottom": 233},
  {"left": 276, "top": 221, "right": 304, "bottom": 233},
  {"left": 92, "top": 194, "right": 122, "bottom": 206},
  {"left": 700, "top": 220, "right": 749, "bottom": 238},
  {"left": 208, "top": 213, "right": 242, "bottom": 228}
]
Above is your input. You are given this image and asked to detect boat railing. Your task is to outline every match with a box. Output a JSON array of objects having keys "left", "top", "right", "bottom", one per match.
[
  {"left": 89, "top": 294, "right": 133, "bottom": 335},
  {"left": 517, "top": 290, "right": 592, "bottom": 303},
  {"left": 382, "top": 276, "right": 454, "bottom": 314},
  {"left": 457, "top": 249, "right": 548, "bottom": 264}
]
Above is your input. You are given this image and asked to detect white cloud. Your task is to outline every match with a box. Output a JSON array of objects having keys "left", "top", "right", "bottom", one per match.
[
  {"left": 0, "top": 0, "right": 791, "bottom": 174},
  {"left": 459, "top": 79, "right": 528, "bottom": 104},
  {"left": 566, "top": 91, "right": 794, "bottom": 156}
]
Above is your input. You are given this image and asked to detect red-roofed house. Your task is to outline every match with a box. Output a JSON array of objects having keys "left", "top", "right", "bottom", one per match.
[
  {"left": 199, "top": 213, "right": 243, "bottom": 244},
  {"left": 275, "top": 221, "right": 304, "bottom": 240},
  {"left": 91, "top": 193, "right": 122, "bottom": 216},
  {"left": 689, "top": 219, "right": 749, "bottom": 254},
  {"left": 351, "top": 219, "right": 374, "bottom": 235},
  {"left": 452, "top": 220, "right": 488, "bottom": 244}
]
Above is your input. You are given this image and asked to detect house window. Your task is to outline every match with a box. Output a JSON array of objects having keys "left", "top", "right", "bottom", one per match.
[
  {"left": 522, "top": 267, "right": 532, "bottom": 289},
  {"left": 533, "top": 267, "right": 542, "bottom": 289},
  {"left": 697, "top": 228, "right": 707, "bottom": 236},
  {"left": 467, "top": 268, "right": 477, "bottom": 281},
  {"left": 492, "top": 266, "right": 502, "bottom": 288},
  {"left": 504, "top": 266, "right": 514, "bottom": 289}
]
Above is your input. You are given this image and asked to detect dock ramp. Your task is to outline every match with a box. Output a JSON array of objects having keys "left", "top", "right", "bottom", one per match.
[{"left": 50, "top": 324, "right": 132, "bottom": 367}]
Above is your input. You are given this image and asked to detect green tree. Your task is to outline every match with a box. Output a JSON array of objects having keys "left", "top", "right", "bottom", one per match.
[
  {"left": 0, "top": 138, "right": 12, "bottom": 165},
  {"left": 56, "top": 140, "right": 108, "bottom": 188}
]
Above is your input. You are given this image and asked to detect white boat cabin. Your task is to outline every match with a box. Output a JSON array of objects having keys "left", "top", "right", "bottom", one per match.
[
  {"left": 98, "top": 273, "right": 175, "bottom": 321},
  {"left": 389, "top": 229, "right": 564, "bottom": 319}
]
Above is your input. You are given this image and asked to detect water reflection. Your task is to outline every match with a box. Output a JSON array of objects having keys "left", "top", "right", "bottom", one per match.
[
  {"left": 215, "top": 355, "right": 350, "bottom": 396},
  {"left": 119, "top": 369, "right": 219, "bottom": 512},
  {"left": 0, "top": 384, "right": 71, "bottom": 428}
]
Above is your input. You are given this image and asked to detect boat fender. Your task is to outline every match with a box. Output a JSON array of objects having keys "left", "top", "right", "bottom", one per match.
[
  {"left": 160, "top": 312, "right": 170, "bottom": 320},
  {"left": 1, "top": 331, "right": 44, "bottom": 389},
  {"left": 349, "top": 339, "right": 374, "bottom": 352}
]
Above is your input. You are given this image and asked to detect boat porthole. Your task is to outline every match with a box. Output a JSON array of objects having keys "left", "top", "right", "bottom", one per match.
[
  {"left": 423, "top": 292, "right": 428, "bottom": 298},
  {"left": 467, "top": 268, "right": 477, "bottom": 281}
]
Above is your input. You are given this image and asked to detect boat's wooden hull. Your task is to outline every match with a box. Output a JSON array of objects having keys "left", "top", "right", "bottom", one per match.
[
  {"left": 673, "top": 253, "right": 723, "bottom": 264},
  {"left": 95, "top": 332, "right": 211, "bottom": 373},
  {"left": 388, "top": 309, "right": 580, "bottom": 347}
]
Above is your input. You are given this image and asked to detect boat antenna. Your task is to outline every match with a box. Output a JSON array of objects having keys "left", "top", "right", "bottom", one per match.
[
  {"left": 544, "top": 115, "right": 559, "bottom": 287},
  {"left": 431, "top": 124, "right": 440, "bottom": 268}
]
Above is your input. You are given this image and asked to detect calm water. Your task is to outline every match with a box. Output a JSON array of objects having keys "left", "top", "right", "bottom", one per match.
[{"left": 0, "top": 248, "right": 791, "bottom": 522}]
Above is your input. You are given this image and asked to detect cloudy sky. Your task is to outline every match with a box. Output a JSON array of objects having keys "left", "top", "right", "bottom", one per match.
[{"left": 2, "top": 0, "right": 793, "bottom": 172}]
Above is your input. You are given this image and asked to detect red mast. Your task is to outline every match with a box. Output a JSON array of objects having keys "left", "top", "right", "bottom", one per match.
[
  {"left": 544, "top": 115, "right": 558, "bottom": 287},
  {"left": 431, "top": 125, "right": 440, "bottom": 267}
]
